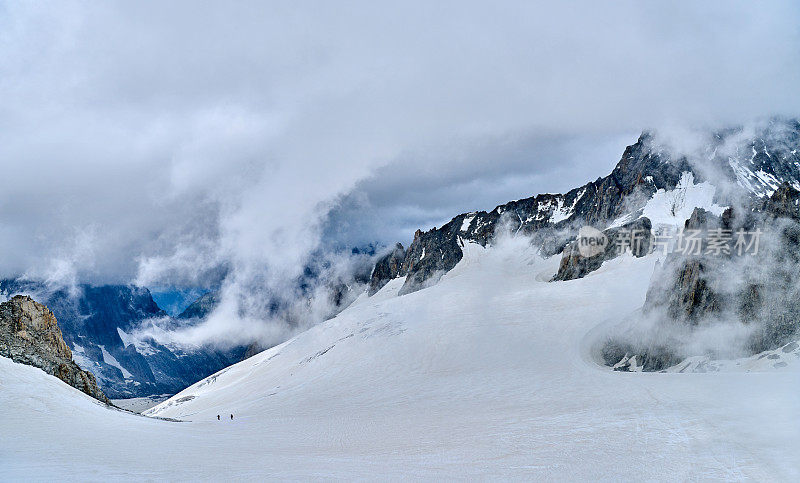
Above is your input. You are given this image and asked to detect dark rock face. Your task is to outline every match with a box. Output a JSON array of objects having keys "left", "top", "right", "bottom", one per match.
[
  {"left": 761, "top": 183, "right": 800, "bottom": 220},
  {"left": 646, "top": 208, "right": 722, "bottom": 323},
  {"left": 604, "top": 209, "right": 733, "bottom": 370},
  {"left": 0, "top": 295, "right": 109, "bottom": 403},
  {"left": 368, "top": 243, "right": 407, "bottom": 295},
  {"left": 399, "top": 226, "right": 465, "bottom": 295},
  {"left": 553, "top": 217, "right": 652, "bottom": 282},
  {"left": 722, "top": 120, "right": 800, "bottom": 197},
  {"left": 646, "top": 201, "right": 800, "bottom": 327},
  {"left": 664, "top": 259, "right": 720, "bottom": 322},
  {"left": 602, "top": 342, "right": 682, "bottom": 373}
]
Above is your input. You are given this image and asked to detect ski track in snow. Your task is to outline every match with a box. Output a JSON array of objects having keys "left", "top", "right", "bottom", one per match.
[{"left": 2, "top": 241, "right": 799, "bottom": 480}]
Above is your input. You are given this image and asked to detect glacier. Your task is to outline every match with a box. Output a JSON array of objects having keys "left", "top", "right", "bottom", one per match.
[{"left": 2, "top": 237, "right": 798, "bottom": 480}]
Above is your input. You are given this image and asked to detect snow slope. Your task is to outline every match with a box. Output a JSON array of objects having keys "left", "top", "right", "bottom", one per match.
[
  {"left": 111, "top": 395, "right": 171, "bottom": 413},
  {"left": 609, "top": 172, "right": 727, "bottom": 230},
  {"left": 3, "top": 238, "right": 799, "bottom": 480}
]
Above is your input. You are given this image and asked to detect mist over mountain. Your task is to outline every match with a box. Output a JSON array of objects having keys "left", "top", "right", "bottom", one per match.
[
  {"left": 2, "top": 1, "right": 799, "bottom": 353},
  {"left": 5, "top": 118, "right": 800, "bottom": 400},
  {"left": 3, "top": 2, "right": 800, "bottom": 478}
]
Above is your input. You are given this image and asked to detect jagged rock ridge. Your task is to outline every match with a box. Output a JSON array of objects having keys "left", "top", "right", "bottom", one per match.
[
  {"left": 370, "top": 119, "right": 800, "bottom": 296},
  {"left": 371, "top": 132, "right": 693, "bottom": 295}
]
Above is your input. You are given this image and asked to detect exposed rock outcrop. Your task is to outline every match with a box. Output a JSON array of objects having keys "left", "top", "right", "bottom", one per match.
[
  {"left": 605, "top": 187, "right": 800, "bottom": 371},
  {"left": 761, "top": 182, "right": 800, "bottom": 220},
  {"left": 646, "top": 208, "right": 722, "bottom": 323},
  {"left": 553, "top": 217, "right": 652, "bottom": 281},
  {"left": 0, "top": 295, "right": 109, "bottom": 403},
  {"left": 368, "top": 243, "right": 407, "bottom": 295},
  {"left": 399, "top": 227, "right": 466, "bottom": 295}
]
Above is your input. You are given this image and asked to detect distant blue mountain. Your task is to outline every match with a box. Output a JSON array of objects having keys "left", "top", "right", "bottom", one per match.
[{"left": 0, "top": 279, "right": 245, "bottom": 398}]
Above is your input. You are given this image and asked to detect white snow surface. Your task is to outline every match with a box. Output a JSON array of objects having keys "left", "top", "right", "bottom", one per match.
[
  {"left": 111, "top": 395, "right": 172, "bottom": 413},
  {"left": 99, "top": 344, "right": 133, "bottom": 379},
  {"left": 2, "top": 239, "right": 799, "bottom": 480},
  {"left": 727, "top": 152, "right": 800, "bottom": 198},
  {"left": 68, "top": 343, "right": 97, "bottom": 374},
  {"left": 460, "top": 213, "right": 475, "bottom": 231},
  {"left": 548, "top": 188, "right": 585, "bottom": 224},
  {"left": 116, "top": 327, "right": 133, "bottom": 348},
  {"left": 609, "top": 172, "right": 727, "bottom": 231}
]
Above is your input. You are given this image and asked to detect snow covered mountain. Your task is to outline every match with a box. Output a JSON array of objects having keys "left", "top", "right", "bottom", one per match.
[
  {"left": 4, "top": 120, "right": 796, "bottom": 401},
  {"left": 361, "top": 120, "right": 800, "bottom": 371},
  {"left": 4, "top": 120, "right": 800, "bottom": 479},
  {"left": 4, "top": 239, "right": 797, "bottom": 479},
  {"left": 371, "top": 119, "right": 800, "bottom": 296}
]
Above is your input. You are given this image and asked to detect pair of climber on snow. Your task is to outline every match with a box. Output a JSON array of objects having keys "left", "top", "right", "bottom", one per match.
[{"left": 217, "top": 414, "right": 233, "bottom": 420}]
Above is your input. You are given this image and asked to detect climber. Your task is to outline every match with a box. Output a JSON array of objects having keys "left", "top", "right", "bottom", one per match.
[
  {"left": 217, "top": 415, "right": 220, "bottom": 420},
  {"left": 230, "top": 414, "right": 234, "bottom": 420}
]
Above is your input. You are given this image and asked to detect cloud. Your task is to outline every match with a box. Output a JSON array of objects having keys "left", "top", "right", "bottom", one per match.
[
  {"left": 0, "top": 0, "right": 798, "bottom": 344},
  {"left": 322, "top": 132, "right": 638, "bottom": 246}
]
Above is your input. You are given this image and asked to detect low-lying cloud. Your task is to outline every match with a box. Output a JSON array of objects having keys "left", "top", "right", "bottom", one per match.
[{"left": 1, "top": 0, "right": 799, "bottom": 345}]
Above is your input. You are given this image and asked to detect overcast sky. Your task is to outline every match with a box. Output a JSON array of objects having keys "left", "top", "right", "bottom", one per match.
[{"left": 1, "top": 0, "right": 799, "bottom": 290}]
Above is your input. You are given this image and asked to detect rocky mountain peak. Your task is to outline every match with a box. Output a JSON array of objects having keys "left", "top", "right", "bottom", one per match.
[
  {"left": 368, "top": 130, "right": 693, "bottom": 296},
  {"left": 4, "top": 295, "right": 72, "bottom": 359},
  {"left": 366, "top": 120, "right": 800, "bottom": 298}
]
